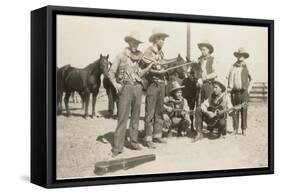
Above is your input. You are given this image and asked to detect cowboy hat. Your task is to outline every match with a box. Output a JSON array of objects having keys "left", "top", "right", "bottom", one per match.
[
  {"left": 198, "top": 40, "right": 214, "bottom": 54},
  {"left": 169, "top": 81, "right": 185, "bottom": 94},
  {"left": 124, "top": 31, "right": 143, "bottom": 44},
  {"left": 149, "top": 28, "right": 169, "bottom": 43},
  {"left": 212, "top": 80, "right": 226, "bottom": 92},
  {"left": 234, "top": 47, "right": 250, "bottom": 59}
]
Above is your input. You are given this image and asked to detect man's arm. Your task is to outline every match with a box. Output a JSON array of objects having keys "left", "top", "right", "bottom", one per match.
[
  {"left": 138, "top": 62, "right": 154, "bottom": 77},
  {"left": 108, "top": 54, "right": 123, "bottom": 92},
  {"left": 247, "top": 65, "right": 254, "bottom": 94},
  {"left": 163, "top": 97, "right": 173, "bottom": 113},
  {"left": 141, "top": 47, "right": 167, "bottom": 75},
  {"left": 200, "top": 98, "right": 210, "bottom": 113},
  {"left": 205, "top": 59, "right": 218, "bottom": 80},
  {"left": 201, "top": 98, "right": 215, "bottom": 118},
  {"left": 226, "top": 65, "right": 234, "bottom": 92}
]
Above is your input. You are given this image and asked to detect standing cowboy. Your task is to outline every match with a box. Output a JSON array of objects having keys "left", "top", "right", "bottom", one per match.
[
  {"left": 195, "top": 81, "right": 234, "bottom": 140},
  {"left": 196, "top": 40, "right": 218, "bottom": 101},
  {"left": 227, "top": 47, "right": 253, "bottom": 136},
  {"left": 108, "top": 31, "right": 153, "bottom": 157},
  {"left": 140, "top": 29, "right": 169, "bottom": 149},
  {"left": 193, "top": 40, "right": 218, "bottom": 141},
  {"left": 163, "top": 81, "right": 191, "bottom": 138}
]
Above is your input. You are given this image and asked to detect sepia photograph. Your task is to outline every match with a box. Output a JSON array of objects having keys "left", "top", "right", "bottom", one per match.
[{"left": 56, "top": 14, "right": 269, "bottom": 180}]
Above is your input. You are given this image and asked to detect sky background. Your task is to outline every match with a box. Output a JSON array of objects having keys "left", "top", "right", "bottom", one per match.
[{"left": 57, "top": 15, "right": 268, "bottom": 82}]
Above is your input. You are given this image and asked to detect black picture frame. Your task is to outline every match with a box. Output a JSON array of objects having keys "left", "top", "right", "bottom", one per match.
[{"left": 31, "top": 5, "right": 274, "bottom": 188}]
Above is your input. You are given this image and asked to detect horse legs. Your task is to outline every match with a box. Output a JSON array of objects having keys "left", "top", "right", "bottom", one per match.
[
  {"left": 83, "top": 92, "right": 90, "bottom": 118},
  {"left": 107, "top": 88, "right": 114, "bottom": 116},
  {"left": 91, "top": 91, "right": 99, "bottom": 118},
  {"left": 57, "top": 90, "right": 63, "bottom": 115},
  {"left": 78, "top": 92, "right": 85, "bottom": 109},
  {"left": 64, "top": 92, "right": 71, "bottom": 117}
]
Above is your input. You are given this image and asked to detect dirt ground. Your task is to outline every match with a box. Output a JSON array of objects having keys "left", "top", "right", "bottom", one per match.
[{"left": 56, "top": 89, "right": 268, "bottom": 179}]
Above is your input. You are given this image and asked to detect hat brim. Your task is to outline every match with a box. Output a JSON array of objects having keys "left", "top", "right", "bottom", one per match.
[
  {"left": 124, "top": 36, "right": 143, "bottom": 44},
  {"left": 169, "top": 86, "right": 185, "bottom": 94},
  {"left": 149, "top": 33, "right": 169, "bottom": 42},
  {"left": 213, "top": 81, "right": 226, "bottom": 92},
  {"left": 234, "top": 52, "right": 249, "bottom": 59},
  {"left": 198, "top": 43, "right": 214, "bottom": 54}
]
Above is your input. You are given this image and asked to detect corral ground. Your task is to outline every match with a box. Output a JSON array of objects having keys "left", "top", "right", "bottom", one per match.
[{"left": 56, "top": 90, "right": 268, "bottom": 179}]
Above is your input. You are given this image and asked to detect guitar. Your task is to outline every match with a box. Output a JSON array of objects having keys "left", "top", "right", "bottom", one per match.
[
  {"left": 171, "top": 108, "right": 195, "bottom": 115},
  {"left": 205, "top": 102, "right": 248, "bottom": 127}
]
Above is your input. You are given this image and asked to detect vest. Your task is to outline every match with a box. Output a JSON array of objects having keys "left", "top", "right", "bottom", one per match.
[
  {"left": 228, "top": 62, "right": 250, "bottom": 90},
  {"left": 198, "top": 56, "right": 215, "bottom": 75},
  {"left": 209, "top": 93, "right": 224, "bottom": 107}
]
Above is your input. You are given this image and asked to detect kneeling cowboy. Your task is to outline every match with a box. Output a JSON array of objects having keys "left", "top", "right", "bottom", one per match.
[
  {"left": 108, "top": 31, "right": 153, "bottom": 157},
  {"left": 163, "top": 81, "right": 191, "bottom": 138},
  {"left": 195, "top": 81, "right": 234, "bottom": 141}
]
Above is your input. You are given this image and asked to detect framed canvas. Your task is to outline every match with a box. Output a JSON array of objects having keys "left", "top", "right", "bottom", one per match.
[{"left": 31, "top": 5, "right": 274, "bottom": 188}]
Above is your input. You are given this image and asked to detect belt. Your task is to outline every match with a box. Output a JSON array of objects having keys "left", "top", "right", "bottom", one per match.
[
  {"left": 203, "top": 80, "right": 214, "bottom": 84},
  {"left": 152, "top": 79, "right": 165, "bottom": 84},
  {"left": 122, "top": 80, "right": 140, "bottom": 86},
  {"left": 232, "top": 89, "right": 245, "bottom": 92}
]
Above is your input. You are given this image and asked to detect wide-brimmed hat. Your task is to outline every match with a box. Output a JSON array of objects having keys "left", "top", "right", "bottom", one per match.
[
  {"left": 213, "top": 80, "right": 226, "bottom": 92},
  {"left": 234, "top": 47, "right": 250, "bottom": 59},
  {"left": 198, "top": 40, "right": 214, "bottom": 54},
  {"left": 124, "top": 31, "right": 143, "bottom": 44},
  {"left": 149, "top": 29, "right": 169, "bottom": 43},
  {"left": 169, "top": 81, "right": 185, "bottom": 94}
]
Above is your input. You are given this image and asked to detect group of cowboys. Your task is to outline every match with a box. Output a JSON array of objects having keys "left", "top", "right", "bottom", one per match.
[{"left": 108, "top": 29, "right": 253, "bottom": 157}]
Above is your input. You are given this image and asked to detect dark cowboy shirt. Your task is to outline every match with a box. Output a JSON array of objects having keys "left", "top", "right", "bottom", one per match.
[{"left": 140, "top": 46, "right": 166, "bottom": 83}]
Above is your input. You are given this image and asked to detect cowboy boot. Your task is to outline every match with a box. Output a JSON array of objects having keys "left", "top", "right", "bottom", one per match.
[
  {"left": 144, "top": 141, "right": 156, "bottom": 149},
  {"left": 193, "top": 131, "right": 203, "bottom": 142},
  {"left": 242, "top": 129, "right": 246, "bottom": 136},
  {"left": 231, "top": 129, "right": 238, "bottom": 136}
]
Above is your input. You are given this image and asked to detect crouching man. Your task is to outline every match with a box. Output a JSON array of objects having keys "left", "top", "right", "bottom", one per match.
[
  {"left": 194, "top": 81, "right": 234, "bottom": 141},
  {"left": 163, "top": 81, "right": 191, "bottom": 138}
]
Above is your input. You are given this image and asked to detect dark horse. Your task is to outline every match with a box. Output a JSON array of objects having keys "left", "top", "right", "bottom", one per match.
[
  {"left": 103, "top": 62, "right": 119, "bottom": 118},
  {"left": 164, "top": 54, "right": 189, "bottom": 96},
  {"left": 57, "top": 64, "right": 71, "bottom": 114},
  {"left": 181, "top": 58, "right": 203, "bottom": 131},
  {"left": 57, "top": 54, "right": 110, "bottom": 118}
]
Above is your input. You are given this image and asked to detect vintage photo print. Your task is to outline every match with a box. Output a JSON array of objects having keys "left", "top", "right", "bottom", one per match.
[{"left": 56, "top": 14, "right": 268, "bottom": 180}]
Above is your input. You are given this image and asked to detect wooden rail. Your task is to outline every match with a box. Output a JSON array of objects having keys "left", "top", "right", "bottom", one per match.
[{"left": 249, "top": 82, "right": 268, "bottom": 102}]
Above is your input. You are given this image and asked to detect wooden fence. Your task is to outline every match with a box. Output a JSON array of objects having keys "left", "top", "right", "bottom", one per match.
[{"left": 249, "top": 82, "right": 268, "bottom": 102}]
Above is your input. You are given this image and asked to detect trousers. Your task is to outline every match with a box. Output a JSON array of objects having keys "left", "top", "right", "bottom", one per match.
[
  {"left": 113, "top": 84, "right": 142, "bottom": 153},
  {"left": 144, "top": 82, "right": 165, "bottom": 141},
  {"left": 231, "top": 89, "right": 248, "bottom": 130}
]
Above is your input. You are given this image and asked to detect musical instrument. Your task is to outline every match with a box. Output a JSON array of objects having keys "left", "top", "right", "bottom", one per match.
[
  {"left": 142, "top": 56, "right": 193, "bottom": 72},
  {"left": 171, "top": 108, "right": 195, "bottom": 115},
  {"left": 205, "top": 102, "right": 248, "bottom": 127},
  {"left": 94, "top": 154, "right": 156, "bottom": 176}
]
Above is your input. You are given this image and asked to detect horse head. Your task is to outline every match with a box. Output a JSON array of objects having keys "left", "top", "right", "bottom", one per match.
[
  {"left": 174, "top": 54, "right": 189, "bottom": 79},
  {"left": 185, "top": 56, "right": 203, "bottom": 82},
  {"left": 99, "top": 54, "right": 110, "bottom": 78}
]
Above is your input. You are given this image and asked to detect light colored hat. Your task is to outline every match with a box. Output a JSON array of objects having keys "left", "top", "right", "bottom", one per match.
[
  {"left": 149, "top": 28, "right": 169, "bottom": 43},
  {"left": 169, "top": 81, "right": 185, "bottom": 94},
  {"left": 213, "top": 80, "right": 226, "bottom": 92},
  {"left": 198, "top": 40, "right": 214, "bottom": 54},
  {"left": 124, "top": 31, "right": 143, "bottom": 44},
  {"left": 234, "top": 47, "right": 250, "bottom": 59}
]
